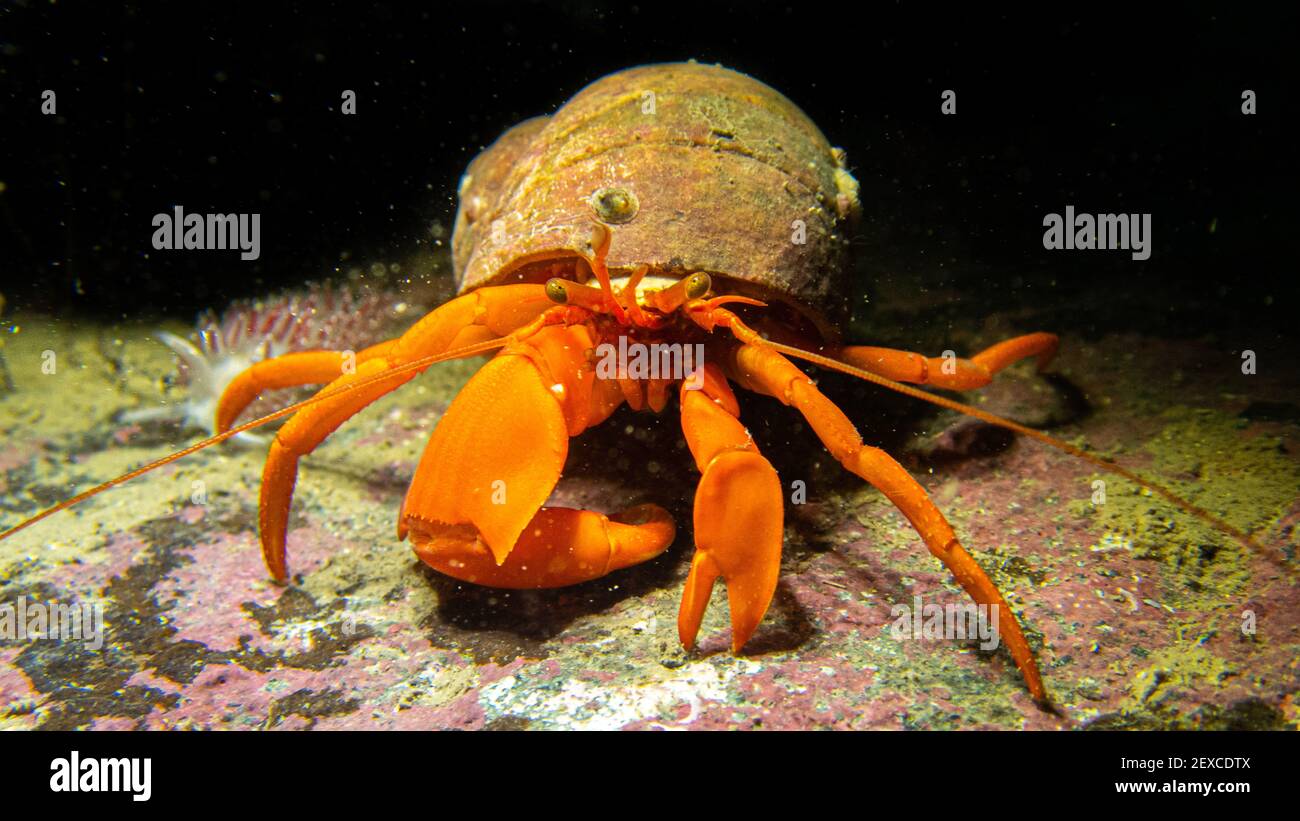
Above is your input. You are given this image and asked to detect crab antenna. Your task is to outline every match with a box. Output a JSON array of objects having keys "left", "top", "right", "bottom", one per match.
[
  {"left": 621, "top": 265, "right": 651, "bottom": 326},
  {"left": 0, "top": 336, "right": 510, "bottom": 543},
  {"left": 764, "top": 339, "right": 1280, "bottom": 565}
]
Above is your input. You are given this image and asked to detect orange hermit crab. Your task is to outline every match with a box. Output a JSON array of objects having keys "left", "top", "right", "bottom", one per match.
[
  {"left": 4, "top": 62, "right": 1251, "bottom": 706},
  {"left": 221, "top": 61, "right": 1056, "bottom": 702}
]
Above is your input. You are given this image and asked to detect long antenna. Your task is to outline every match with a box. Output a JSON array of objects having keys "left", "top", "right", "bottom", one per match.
[
  {"left": 764, "top": 339, "right": 1278, "bottom": 562},
  {"left": 0, "top": 336, "right": 508, "bottom": 542}
]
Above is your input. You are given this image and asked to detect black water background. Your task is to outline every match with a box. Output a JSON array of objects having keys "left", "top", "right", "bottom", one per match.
[{"left": 0, "top": 1, "right": 1295, "bottom": 347}]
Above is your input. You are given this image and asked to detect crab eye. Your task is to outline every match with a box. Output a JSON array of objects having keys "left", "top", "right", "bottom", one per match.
[
  {"left": 590, "top": 187, "right": 639, "bottom": 224},
  {"left": 545, "top": 279, "right": 569, "bottom": 303},
  {"left": 685, "top": 272, "right": 711, "bottom": 300}
]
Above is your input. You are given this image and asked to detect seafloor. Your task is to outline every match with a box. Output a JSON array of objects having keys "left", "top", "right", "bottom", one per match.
[{"left": 1, "top": 273, "right": 1297, "bottom": 730}]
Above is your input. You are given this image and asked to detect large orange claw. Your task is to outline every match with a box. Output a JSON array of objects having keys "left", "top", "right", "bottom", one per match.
[
  {"left": 400, "top": 323, "right": 676, "bottom": 585},
  {"left": 678, "top": 373, "right": 784, "bottom": 652},
  {"left": 215, "top": 284, "right": 561, "bottom": 581},
  {"left": 408, "top": 504, "right": 675, "bottom": 588},
  {"left": 400, "top": 352, "right": 570, "bottom": 565}
]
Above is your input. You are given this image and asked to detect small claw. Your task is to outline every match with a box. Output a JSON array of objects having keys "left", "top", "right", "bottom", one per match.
[{"left": 678, "top": 449, "right": 783, "bottom": 653}]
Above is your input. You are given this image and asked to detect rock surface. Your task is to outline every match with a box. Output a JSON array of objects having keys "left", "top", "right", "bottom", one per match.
[{"left": 1, "top": 291, "right": 1297, "bottom": 731}]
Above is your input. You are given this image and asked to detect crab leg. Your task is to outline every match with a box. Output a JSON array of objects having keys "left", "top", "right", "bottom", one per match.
[
  {"left": 677, "top": 364, "right": 784, "bottom": 652},
  {"left": 828, "top": 333, "right": 1059, "bottom": 391},
  {"left": 215, "top": 284, "right": 555, "bottom": 431},
  {"left": 229, "top": 284, "right": 557, "bottom": 581},
  {"left": 727, "top": 342, "right": 1047, "bottom": 702},
  {"left": 214, "top": 343, "right": 395, "bottom": 432}
]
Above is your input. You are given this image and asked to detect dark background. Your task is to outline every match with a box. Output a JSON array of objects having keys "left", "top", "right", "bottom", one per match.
[{"left": 0, "top": 1, "right": 1295, "bottom": 342}]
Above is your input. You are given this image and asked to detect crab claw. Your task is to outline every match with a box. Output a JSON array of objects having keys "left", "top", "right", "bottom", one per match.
[
  {"left": 677, "top": 384, "right": 784, "bottom": 652},
  {"left": 407, "top": 504, "right": 676, "bottom": 588},
  {"left": 679, "top": 450, "right": 784, "bottom": 651}
]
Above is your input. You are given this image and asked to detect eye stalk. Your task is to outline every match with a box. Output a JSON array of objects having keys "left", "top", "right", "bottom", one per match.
[
  {"left": 549, "top": 269, "right": 717, "bottom": 319},
  {"left": 645, "top": 271, "right": 714, "bottom": 314},
  {"left": 544, "top": 277, "right": 611, "bottom": 313}
]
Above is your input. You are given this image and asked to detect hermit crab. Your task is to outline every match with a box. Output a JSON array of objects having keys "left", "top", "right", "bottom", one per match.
[{"left": 3, "top": 61, "right": 1254, "bottom": 706}]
